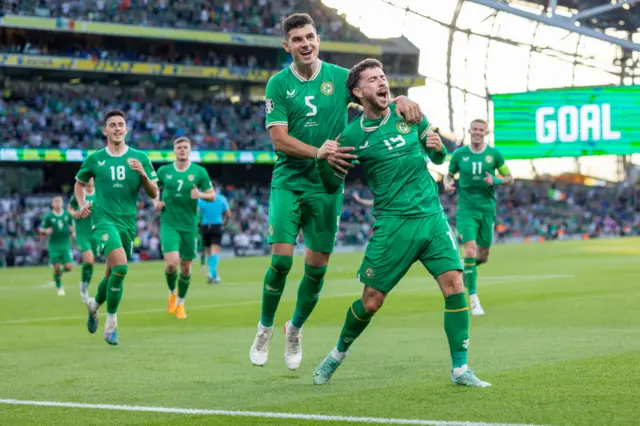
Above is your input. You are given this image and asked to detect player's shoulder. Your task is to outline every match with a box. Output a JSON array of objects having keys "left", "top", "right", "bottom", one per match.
[
  {"left": 322, "top": 61, "right": 349, "bottom": 78},
  {"left": 190, "top": 162, "right": 208, "bottom": 173},
  {"left": 128, "top": 146, "right": 149, "bottom": 159},
  {"left": 156, "top": 163, "right": 170, "bottom": 173},
  {"left": 266, "top": 67, "right": 289, "bottom": 86},
  {"left": 341, "top": 115, "right": 364, "bottom": 145},
  {"left": 85, "top": 148, "right": 107, "bottom": 161}
]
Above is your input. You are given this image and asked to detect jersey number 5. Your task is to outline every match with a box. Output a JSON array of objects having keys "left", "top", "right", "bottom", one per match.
[
  {"left": 110, "top": 165, "right": 126, "bottom": 181},
  {"left": 305, "top": 96, "right": 317, "bottom": 117}
]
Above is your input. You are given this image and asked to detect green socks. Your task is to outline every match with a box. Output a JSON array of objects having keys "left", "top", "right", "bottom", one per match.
[
  {"left": 291, "top": 264, "right": 327, "bottom": 328},
  {"left": 444, "top": 292, "right": 470, "bottom": 369},
  {"left": 177, "top": 274, "right": 190, "bottom": 299},
  {"left": 260, "top": 255, "right": 293, "bottom": 328},
  {"left": 81, "top": 262, "right": 93, "bottom": 285},
  {"left": 95, "top": 277, "right": 108, "bottom": 305},
  {"left": 336, "top": 298, "right": 374, "bottom": 353},
  {"left": 165, "top": 270, "right": 178, "bottom": 292},
  {"left": 53, "top": 271, "right": 62, "bottom": 289},
  {"left": 463, "top": 257, "right": 477, "bottom": 296},
  {"left": 106, "top": 265, "right": 128, "bottom": 314}
]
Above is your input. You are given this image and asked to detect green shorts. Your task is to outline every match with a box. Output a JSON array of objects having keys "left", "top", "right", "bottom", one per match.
[
  {"left": 93, "top": 222, "right": 135, "bottom": 261},
  {"left": 161, "top": 224, "right": 198, "bottom": 261},
  {"left": 267, "top": 187, "right": 343, "bottom": 254},
  {"left": 358, "top": 212, "right": 462, "bottom": 293},
  {"left": 76, "top": 232, "right": 98, "bottom": 255},
  {"left": 49, "top": 245, "right": 73, "bottom": 265},
  {"left": 456, "top": 209, "right": 495, "bottom": 248}
]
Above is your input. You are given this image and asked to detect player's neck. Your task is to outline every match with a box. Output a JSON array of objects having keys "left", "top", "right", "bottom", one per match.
[
  {"left": 52, "top": 209, "right": 63, "bottom": 215},
  {"left": 363, "top": 104, "right": 389, "bottom": 120},
  {"left": 292, "top": 58, "right": 320, "bottom": 80},
  {"left": 470, "top": 142, "right": 487, "bottom": 154},
  {"left": 107, "top": 142, "right": 128, "bottom": 155},
  {"left": 174, "top": 160, "right": 190, "bottom": 172}
]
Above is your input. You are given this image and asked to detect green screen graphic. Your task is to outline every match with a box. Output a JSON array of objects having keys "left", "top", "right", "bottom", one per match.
[{"left": 492, "top": 85, "right": 640, "bottom": 159}]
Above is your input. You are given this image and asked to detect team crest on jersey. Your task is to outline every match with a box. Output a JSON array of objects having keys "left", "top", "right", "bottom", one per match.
[
  {"left": 265, "top": 99, "right": 274, "bottom": 114},
  {"left": 188, "top": 174, "right": 195, "bottom": 182},
  {"left": 364, "top": 267, "right": 374, "bottom": 278},
  {"left": 485, "top": 155, "right": 493, "bottom": 164},
  {"left": 320, "top": 82, "right": 334, "bottom": 96},
  {"left": 396, "top": 120, "right": 411, "bottom": 134}
]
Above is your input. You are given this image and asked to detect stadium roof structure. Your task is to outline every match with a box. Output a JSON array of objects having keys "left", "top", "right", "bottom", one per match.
[{"left": 468, "top": 0, "right": 640, "bottom": 51}]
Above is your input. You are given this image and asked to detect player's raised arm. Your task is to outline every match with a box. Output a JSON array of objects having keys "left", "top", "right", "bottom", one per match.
[
  {"left": 130, "top": 155, "right": 159, "bottom": 199},
  {"left": 315, "top": 139, "right": 356, "bottom": 194}
]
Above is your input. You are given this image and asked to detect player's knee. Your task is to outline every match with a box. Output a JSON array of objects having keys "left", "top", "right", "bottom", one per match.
[
  {"left": 111, "top": 264, "right": 128, "bottom": 277},
  {"left": 165, "top": 263, "right": 178, "bottom": 274},
  {"left": 64, "top": 264, "right": 72, "bottom": 272},
  {"left": 439, "top": 270, "right": 464, "bottom": 296},
  {"left": 304, "top": 264, "right": 327, "bottom": 287},
  {"left": 180, "top": 261, "right": 192, "bottom": 276},
  {"left": 271, "top": 255, "right": 293, "bottom": 276},
  {"left": 362, "top": 287, "right": 385, "bottom": 314},
  {"left": 463, "top": 243, "right": 477, "bottom": 258},
  {"left": 476, "top": 255, "right": 489, "bottom": 265}
]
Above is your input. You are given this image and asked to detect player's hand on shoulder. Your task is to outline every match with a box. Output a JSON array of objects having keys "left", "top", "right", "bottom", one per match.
[
  {"left": 317, "top": 140, "right": 339, "bottom": 160},
  {"left": 394, "top": 96, "right": 422, "bottom": 123},
  {"left": 483, "top": 172, "right": 494, "bottom": 186},
  {"left": 153, "top": 200, "right": 165, "bottom": 212},
  {"left": 128, "top": 159, "right": 146, "bottom": 177},
  {"left": 80, "top": 204, "right": 92, "bottom": 218},
  {"left": 425, "top": 131, "right": 443, "bottom": 152}
]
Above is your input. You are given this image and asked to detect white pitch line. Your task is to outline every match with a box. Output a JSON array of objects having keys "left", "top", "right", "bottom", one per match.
[{"left": 0, "top": 399, "right": 542, "bottom": 426}]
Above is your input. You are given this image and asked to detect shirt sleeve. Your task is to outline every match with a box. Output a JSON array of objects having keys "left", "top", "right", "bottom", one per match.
[
  {"left": 69, "top": 195, "right": 78, "bottom": 210},
  {"left": 448, "top": 149, "right": 460, "bottom": 175},
  {"left": 418, "top": 115, "right": 446, "bottom": 165},
  {"left": 156, "top": 166, "right": 164, "bottom": 187},
  {"left": 495, "top": 149, "right": 511, "bottom": 175},
  {"left": 140, "top": 153, "right": 158, "bottom": 182},
  {"left": 222, "top": 196, "right": 230, "bottom": 212},
  {"left": 40, "top": 215, "right": 51, "bottom": 230},
  {"left": 199, "top": 168, "right": 213, "bottom": 191},
  {"left": 265, "top": 75, "right": 288, "bottom": 129},
  {"left": 75, "top": 155, "right": 95, "bottom": 183}
]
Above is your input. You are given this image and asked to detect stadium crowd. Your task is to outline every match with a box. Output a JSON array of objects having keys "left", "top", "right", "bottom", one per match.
[
  {"left": 2, "top": 179, "right": 639, "bottom": 267},
  {"left": 2, "top": 0, "right": 369, "bottom": 42}
]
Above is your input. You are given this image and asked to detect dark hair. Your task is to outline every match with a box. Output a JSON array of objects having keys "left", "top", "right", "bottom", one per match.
[
  {"left": 346, "top": 58, "right": 383, "bottom": 105},
  {"left": 103, "top": 109, "right": 126, "bottom": 125},
  {"left": 282, "top": 13, "right": 315, "bottom": 39}
]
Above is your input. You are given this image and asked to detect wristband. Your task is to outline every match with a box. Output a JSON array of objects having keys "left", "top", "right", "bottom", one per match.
[{"left": 494, "top": 177, "right": 502, "bottom": 185}]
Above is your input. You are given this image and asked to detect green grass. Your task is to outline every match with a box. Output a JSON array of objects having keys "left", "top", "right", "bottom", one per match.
[{"left": 1, "top": 238, "right": 639, "bottom": 425}]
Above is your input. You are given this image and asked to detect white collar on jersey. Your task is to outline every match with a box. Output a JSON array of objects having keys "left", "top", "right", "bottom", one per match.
[
  {"left": 360, "top": 107, "right": 391, "bottom": 133},
  {"left": 173, "top": 162, "right": 191, "bottom": 172},
  {"left": 290, "top": 60, "right": 323, "bottom": 82},
  {"left": 105, "top": 145, "right": 129, "bottom": 157},
  {"left": 469, "top": 143, "right": 488, "bottom": 154}
]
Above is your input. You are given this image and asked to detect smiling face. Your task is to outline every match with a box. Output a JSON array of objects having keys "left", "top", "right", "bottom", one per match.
[
  {"left": 283, "top": 23, "right": 320, "bottom": 67},
  {"left": 51, "top": 196, "right": 63, "bottom": 211},
  {"left": 354, "top": 66, "right": 389, "bottom": 112},
  {"left": 469, "top": 120, "right": 489, "bottom": 145},
  {"left": 103, "top": 114, "right": 127, "bottom": 146}
]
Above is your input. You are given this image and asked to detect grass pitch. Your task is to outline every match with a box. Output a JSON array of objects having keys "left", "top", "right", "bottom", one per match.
[{"left": 1, "top": 238, "right": 639, "bottom": 425}]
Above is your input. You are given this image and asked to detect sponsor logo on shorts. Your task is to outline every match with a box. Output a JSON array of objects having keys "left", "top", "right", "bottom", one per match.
[
  {"left": 265, "top": 99, "right": 274, "bottom": 113},
  {"left": 485, "top": 155, "right": 493, "bottom": 164},
  {"left": 268, "top": 224, "right": 274, "bottom": 237},
  {"left": 102, "top": 233, "right": 109, "bottom": 242},
  {"left": 320, "top": 82, "right": 334, "bottom": 96},
  {"left": 463, "top": 338, "right": 469, "bottom": 349},
  {"left": 364, "top": 267, "right": 374, "bottom": 278},
  {"left": 396, "top": 120, "right": 411, "bottom": 134}
]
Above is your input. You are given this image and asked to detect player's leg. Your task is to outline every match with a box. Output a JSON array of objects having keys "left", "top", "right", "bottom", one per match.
[
  {"left": 201, "top": 227, "right": 212, "bottom": 280},
  {"left": 79, "top": 238, "right": 95, "bottom": 303},
  {"left": 207, "top": 226, "right": 222, "bottom": 284},
  {"left": 174, "top": 230, "right": 198, "bottom": 319},
  {"left": 52, "top": 258, "right": 64, "bottom": 296},
  {"left": 314, "top": 218, "right": 413, "bottom": 384},
  {"left": 284, "top": 191, "right": 341, "bottom": 370},
  {"left": 160, "top": 224, "right": 180, "bottom": 314},
  {"left": 476, "top": 213, "right": 494, "bottom": 266},
  {"left": 250, "top": 188, "right": 301, "bottom": 366},
  {"left": 421, "top": 212, "right": 490, "bottom": 387},
  {"left": 457, "top": 211, "right": 482, "bottom": 312}
]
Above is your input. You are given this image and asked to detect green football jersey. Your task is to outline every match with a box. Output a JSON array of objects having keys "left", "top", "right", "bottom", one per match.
[
  {"left": 156, "top": 162, "right": 212, "bottom": 231},
  {"left": 75, "top": 146, "right": 157, "bottom": 232},
  {"left": 265, "top": 61, "right": 351, "bottom": 192},
  {"left": 40, "top": 210, "right": 73, "bottom": 247},
  {"left": 448, "top": 145, "right": 507, "bottom": 212},
  {"left": 69, "top": 191, "right": 96, "bottom": 237},
  {"left": 320, "top": 104, "right": 447, "bottom": 218}
]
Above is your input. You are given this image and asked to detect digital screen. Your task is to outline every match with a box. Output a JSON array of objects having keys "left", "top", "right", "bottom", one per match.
[{"left": 491, "top": 85, "right": 640, "bottom": 159}]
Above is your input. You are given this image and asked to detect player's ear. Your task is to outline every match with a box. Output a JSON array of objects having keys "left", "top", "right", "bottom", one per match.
[
  {"left": 282, "top": 40, "right": 291, "bottom": 53},
  {"left": 102, "top": 127, "right": 108, "bottom": 137},
  {"left": 353, "top": 87, "right": 363, "bottom": 102}
]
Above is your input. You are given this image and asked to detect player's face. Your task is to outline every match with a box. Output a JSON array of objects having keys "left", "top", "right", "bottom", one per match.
[
  {"left": 355, "top": 67, "right": 389, "bottom": 111},
  {"left": 284, "top": 24, "right": 320, "bottom": 66},
  {"left": 52, "top": 197, "right": 63, "bottom": 210},
  {"left": 469, "top": 121, "right": 488, "bottom": 144},
  {"left": 174, "top": 141, "right": 191, "bottom": 161},
  {"left": 103, "top": 116, "right": 128, "bottom": 145}
]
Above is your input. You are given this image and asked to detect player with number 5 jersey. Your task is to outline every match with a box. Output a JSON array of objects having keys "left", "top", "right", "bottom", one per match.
[
  {"left": 444, "top": 119, "right": 513, "bottom": 316},
  {"left": 251, "top": 12, "right": 424, "bottom": 371},
  {"left": 75, "top": 109, "right": 158, "bottom": 346}
]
